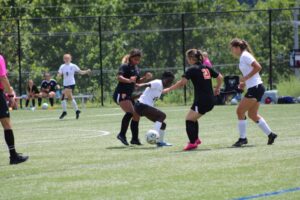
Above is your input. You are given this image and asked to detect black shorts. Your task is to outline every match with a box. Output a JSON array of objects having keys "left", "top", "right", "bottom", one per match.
[
  {"left": 0, "top": 91, "right": 10, "bottom": 119},
  {"left": 245, "top": 84, "right": 265, "bottom": 102},
  {"left": 134, "top": 101, "right": 166, "bottom": 123},
  {"left": 64, "top": 85, "right": 75, "bottom": 91},
  {"left": 113, "top": 91, "right": 133, "bottom": 105},
  {"left": 191, "top": 102, "right": 214, "bottom": 115},
  {"left": 134, "top": 101, "right": 152, "bottom": 116}
]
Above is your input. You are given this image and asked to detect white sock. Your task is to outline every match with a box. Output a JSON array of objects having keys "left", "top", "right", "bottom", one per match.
[
  {"left": 153, "top": 121, "right": 162, "bottom": 133},
  {"left": 257, "top": 117, "right": 272, "bottom": 136},
  {"left": 61, "top": 100, "right": 67, "bottom": 112},
  {"left": 238, "top": 120, "right": 247, "bottom": 139},
  {"left": 72, "top": 99, "right": 79, "bottom": 111},
  {"left": 158, "top": 130, "right": 165, "bottom": 143}
]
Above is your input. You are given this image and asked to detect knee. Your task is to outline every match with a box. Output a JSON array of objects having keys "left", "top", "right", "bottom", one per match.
[{"left": 248, "top": 112, "right": 258, "bottom": 122}]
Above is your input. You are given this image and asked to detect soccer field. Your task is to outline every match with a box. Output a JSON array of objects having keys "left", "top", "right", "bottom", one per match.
[{"left": 0, "top": 105, "right": 299, "bottom": 200}]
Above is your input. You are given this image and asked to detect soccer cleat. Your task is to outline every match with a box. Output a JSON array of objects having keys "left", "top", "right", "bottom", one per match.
[
  {"left": 183, "top": 142, "right": 198, "bottom": 151},
  {"left": 268, "top": 133, "right": 277, "bottom": 145},
  {"left": 130, "top": 139, "right": 142, "bottom": 145},
  {"left": 76, "top": 110, "right": 81, "bottom": 119},
  {"left": 10, "top": 153, "right": 29, "bottom": 165},
  {"left": 157, "top": 141, "right": 172, "bottom": 147},
  {"left": 195, "top": 138, "right": 202, "bottom": 145},
  {"left": 117, "top": 134, "right": 129, "bottom": 146},
  {"left": 59, "top": 111, "right": 67, "bottom": 119},
  {"left": 232, "top": 138, "right": 248, "bottom": 147}
]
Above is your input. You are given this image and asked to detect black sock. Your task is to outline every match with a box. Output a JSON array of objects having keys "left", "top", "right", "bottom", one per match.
[
  {"left": 25, "top": 100, "right": 29, "bottom": 107},
  {"left": 32, "top": 99, "right": 35, "bottom": 107},
  {"left": 4, "top": 129, "right": 17, "bottom": 157},
  {"left": 49, "top": 98, "right": 54, "bottom": 107},
  {"left": 119, "top": 112, "right": 132, "bottom": 137},
  {"left": 130, "top": 120, "right": 139, "bottom": 141},
  {"left": 38, "top": 98, "right": 42, "bottom": 106},
  {"left": 186, "top": 120, "right": 197, "bottom": 143},
  {"left": 194, "top": 121, "right": 199, "bottom": 140}
]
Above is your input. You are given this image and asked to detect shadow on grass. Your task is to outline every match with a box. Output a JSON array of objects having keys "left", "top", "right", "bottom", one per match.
[
  {"left": 106, "top": 146, "right": 157, "bottom": 150},
  {"left": 170, "top": 145, "right": 256, "bottom": 153}
]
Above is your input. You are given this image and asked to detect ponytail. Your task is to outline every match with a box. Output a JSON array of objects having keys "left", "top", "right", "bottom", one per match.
[
  {"left": 230, "top": 38, "right": 253, "bottom": 55},
  {"left": 186, "top": 49, "right": 204, "bottom": 64},
  {"left": 121, "top": 54, "right": 129, "bottom": 64}
]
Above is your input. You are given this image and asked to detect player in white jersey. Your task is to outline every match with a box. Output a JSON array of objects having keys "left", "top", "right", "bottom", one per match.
[
  {"left": 230, "top": 38, "right": 277, "bottom": 147},
  {"left": 134, "top": 71, "right": 175, "bottom": 147},
  {"left": 58, "top": 54, "right": 91, "bottom": 120}
]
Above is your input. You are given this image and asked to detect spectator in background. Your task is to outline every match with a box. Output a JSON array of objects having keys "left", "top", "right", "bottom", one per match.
[
  {"left": 25, "top": 80, "right": 39, "bottom": 109},
  {"left": 202, "top": 52, "right": 213, "bottom": 68},
  {"left": 39, "top": 72, "right": 57, "bottom": 108}
]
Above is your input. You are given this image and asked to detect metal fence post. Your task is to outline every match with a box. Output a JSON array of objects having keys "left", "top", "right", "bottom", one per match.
[
  {"left": 98, "top": 16, "right": 104, "bottom": 106},
  {"left": 17, "top": 18, "right": 22, "bottom": 99},
  {"left": 268, "top": 9, "right": 273, "bottom": 90},
  {"left": 181, "top": 13, "right": 187, "bottom": 105}
]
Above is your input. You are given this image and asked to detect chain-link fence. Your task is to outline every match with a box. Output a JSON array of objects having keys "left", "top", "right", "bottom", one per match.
[{"left": 0, "top": 8, "right": 298, "bottom": 106}]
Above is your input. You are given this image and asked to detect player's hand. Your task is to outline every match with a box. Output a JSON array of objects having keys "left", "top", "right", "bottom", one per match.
[
  {"left": 145, "top": 72, "right": 153, "bottom": 80},
  {"left": 238, "top": 82, "right": 245, "bottom": 90},
  {"left": 135, "top": 83, "right": 142, "bottom": 88},
  {"left": 86, "top": 69, "right": 92, "bottom": 75},
  {"left": 214, "top": 88, "right": 221, "bottom": 96},
  {"left": 163, "top": 88, "right": 171, "bottom": 94},
  {"left": 240, "top": 76, "right": 248, "bottom": 83},
  {"left": 130, "top": 76, "right": 137, "bottom": 83}
]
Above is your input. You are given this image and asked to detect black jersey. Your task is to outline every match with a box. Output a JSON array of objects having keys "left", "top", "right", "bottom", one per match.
[
  {"left": 27, "top": 85, "right": 39, "bottom": 94},
  {"left": 41, "top": 79, "right": 57, "bottom": 92},
  {"left": 115, "top": 63, "right": 140, "bottom": 95},
  {"left": 183, "top": 64, "right": 219, "bottom": 103}
]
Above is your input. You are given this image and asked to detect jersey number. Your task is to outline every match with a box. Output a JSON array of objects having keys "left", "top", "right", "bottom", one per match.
[{"left": 201, "top": 69, "right": 211, "bottom": 80}]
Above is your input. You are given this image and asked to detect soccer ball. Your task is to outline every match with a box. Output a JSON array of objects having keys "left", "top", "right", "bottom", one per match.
[
  {"left": 41, "top": 103, "right": 49, "bottom": 110},
  {"left": 231, "top": 98, "right": 238, "bottom": 105},
  {"left": 145, "top": 130, "right": 159, "bottom": 145}
]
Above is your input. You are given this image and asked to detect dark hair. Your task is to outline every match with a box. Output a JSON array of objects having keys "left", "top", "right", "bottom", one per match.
[
  {"left": 129, "top": 48, "right": 143, "bottom": 59},
  {"left": 162, "top": 71, "right": 175, "bottom": 80},
  {"left": 230, "top": 38, "right": 253, "bottom": 54},
  {"left": 186, "top": 49, "right": 204, "bottom": 64}
]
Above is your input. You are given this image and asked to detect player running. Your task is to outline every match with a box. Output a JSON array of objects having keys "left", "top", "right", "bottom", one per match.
[
  {"left": 113, "top": 49, "right": 152, "bottom": 146},
  {"left": 0, "top": 54, "right": 28, "bottom": 164},
  {"left": 230, "top": 38, "right": 277, "bottom": 147},
  {"left": 164, "top": 49, "right": 223, "bottom": 151},
  {"left": 58, "top": 54, "right": 91, "bottom": 120},
  {"left": 38, "top": 73, "right": 57, "bottom": 108},
  {"left": 134, "top": 71, "right": 175, "bottom": 147}
]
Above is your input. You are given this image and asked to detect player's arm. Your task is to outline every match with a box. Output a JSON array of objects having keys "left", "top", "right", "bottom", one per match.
[
  {"left": 137, "top": 72, "right": 153, "bottom": 83},
  {"left": 0, "top": 76, "right": 14, "bottom": 96},
  {"left": 135, "top": 83, "right": 151, "bottom": 88},
  {"left": 78, "top": 69, "right": 91, "bottom": 75},
  {"left": 214, "top": 74, "right": 223, "bottom": 96},
  {"left": 240, "top": 61, "right": 262, "bottom": 83},
  {"left": 163, "top": 78, "right": 188, "bottom": 94}
]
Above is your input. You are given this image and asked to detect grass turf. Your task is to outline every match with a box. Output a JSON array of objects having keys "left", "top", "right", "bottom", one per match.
[{"left": 0, "top": 104, "right": 299, "bottom": 200}]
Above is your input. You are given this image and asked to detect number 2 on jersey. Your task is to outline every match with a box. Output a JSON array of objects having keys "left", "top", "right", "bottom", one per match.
[{"left": 201, "top": 68, "right": 211, "bottom": 79}]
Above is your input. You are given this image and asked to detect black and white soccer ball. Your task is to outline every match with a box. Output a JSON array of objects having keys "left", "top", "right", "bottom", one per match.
[{"left": 145, "top": 130, "right": 159, "bottom": 145}]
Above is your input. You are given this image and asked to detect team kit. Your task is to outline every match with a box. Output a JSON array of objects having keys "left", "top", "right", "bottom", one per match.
[{"left": 0, "top": 38, "right": 277, "bottom": 165}]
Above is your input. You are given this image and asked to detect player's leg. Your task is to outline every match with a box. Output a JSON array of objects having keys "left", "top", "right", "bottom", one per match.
[
  {"left": 248, "top": 102, "right": 277, "bottom": 145},
  {"left": 233, "top": 97, "right": 257, "bottom": 147},
  {"left": 25, "top": 96, "right": 30, "bottom": 108},
  {"left": 38, "top": 92, "right": 44, "bottom": 107},
  {"left": 184, "top": 109, "right": 202, "bottom": 150},
  {"left": 48, "top": 91, "right": 55, "bottom": 107},
  {"left": 59, "top": 89, "right": 68, "bottom": 119},
  {"left": 0, "top": 92, "right": 28, "bottom": 164},
  {"left": 117, "top": 99, "right": 135, "bottom": 145}
]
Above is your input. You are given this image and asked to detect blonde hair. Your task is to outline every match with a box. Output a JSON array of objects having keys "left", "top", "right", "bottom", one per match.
[
  {"left": 121, "top": 54, "right": 129, "bottom": 64},
  {"left": 186, "top": 49, "right": 204, "bottom": 64}
]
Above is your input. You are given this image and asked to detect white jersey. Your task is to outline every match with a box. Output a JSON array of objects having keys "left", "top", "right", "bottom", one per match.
[
  {"left": 58, "top": 63, "right": 80, "bottom": 86},
  {"left": 239, "top": 51, "right": 263, "bottom": 89},
  {"left": 138, "top": 79, "right": 163, "bottom": 107}
]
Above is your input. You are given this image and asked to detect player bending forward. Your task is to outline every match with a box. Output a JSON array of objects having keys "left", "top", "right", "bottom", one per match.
[{"left": 135, "top": 71, "right": 175, "bottom": 147}]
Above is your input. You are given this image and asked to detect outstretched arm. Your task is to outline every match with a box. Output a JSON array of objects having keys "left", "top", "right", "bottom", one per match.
[
  {"left": 137, "top": 72, "right": 153, "bottom": 83},
  {"left": 163, "top": 78, "right": 188, "bottom": 94},
  {"left": 78, "top": 69, "right": 91, "bottom": 75}
]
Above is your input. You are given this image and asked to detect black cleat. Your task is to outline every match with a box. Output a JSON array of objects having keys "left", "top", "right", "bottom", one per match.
[
  {"left": 268, "top": 133, "right": 277, "bottom": 145},
  {"left": 117, "top": 134, "right": 129, "bottom": 146},
  {"left": 232, "top": 138, "right": 248, "bottom": 147},
  {"left": 59, "top": 111, "right": 67, "bottom": 119},
  {"left": 10, "top": 153, "right": 29, "bottom": 165},
  {"left": 76, "top": 110, "right": 81, "bottom": 119},
  {"left": 130, "top": 139, "right": 142, "bottom": 145}
]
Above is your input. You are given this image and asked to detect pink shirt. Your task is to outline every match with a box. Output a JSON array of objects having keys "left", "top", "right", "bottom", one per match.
[
  {"left": 0, "top": 55, "right": 7, "bottom": 90},
  {"left": 203, "top": 58, "right": 212, "bottom": 68}
]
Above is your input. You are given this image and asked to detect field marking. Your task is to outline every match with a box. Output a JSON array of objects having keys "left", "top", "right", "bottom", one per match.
[{"left": 232, "top": 187, "right": 300, "bottom": 200}]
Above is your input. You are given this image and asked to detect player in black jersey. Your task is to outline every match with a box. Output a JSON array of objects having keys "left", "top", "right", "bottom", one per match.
[
  {"left": 164, "top": 49, "right": 223, "bottom": 151},
  {"left": 38, "top": 73, "right": 58, "bottom": 108},
  {"left": 113, "top": 49, "right": 152, "bottom": 146},
  {"left": 25, "top": 80, "right": 39, "bottom": 109}
]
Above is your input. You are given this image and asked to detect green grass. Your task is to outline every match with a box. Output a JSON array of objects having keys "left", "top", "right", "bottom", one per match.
[
  {"left": 276, "top": 77, "right": 300, "bottom": 97},
  {"left": 0, "top": 105, "right": 299, "bottom": 200}
]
